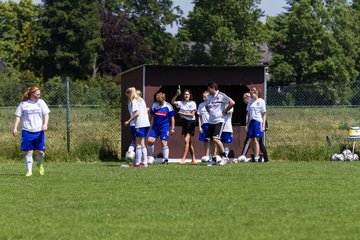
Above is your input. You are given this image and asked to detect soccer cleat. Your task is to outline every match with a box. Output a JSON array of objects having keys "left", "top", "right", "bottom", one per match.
[
  {"left": 25, "top": 172, "right": 32, "bottom": 177},
  {"left": 161, "top": 159, "right": 169, "bottom": 164},
  {"left": 38, "top": 165, "right": 45, "bottom": 175},
  {"left": 207, "top": 160, "right": 218, "bottom": 166},
  {"left": 219, "top": 156, "right": 229, "bottom": 166}
]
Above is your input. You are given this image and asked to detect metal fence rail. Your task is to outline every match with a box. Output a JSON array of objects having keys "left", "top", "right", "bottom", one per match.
[{"left": 1, "top": 81, "right": 359, "bottom": 161}]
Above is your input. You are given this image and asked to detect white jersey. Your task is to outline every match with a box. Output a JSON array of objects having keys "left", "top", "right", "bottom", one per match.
[
  {"left": 175, "top": 100, "right": 196, "bottom": 121},
  {"left": 247, "top": 98, "right": 266, "bottom": 123},
  {"left": 131, "top": 98, "right": 150, "bottom": 128},
  {"left": 128, "top": 103, "right": 136, "bottom": 127},
  {"left": 222, "top": 107, "right": 233, "bottom": 133},
  {"left": 205, "top": 91, "right": 231, "bottom": 124},
  {"left": 197, "top": 101, "right": 210, "bottom": 125},
  {"left": 15, "top": 99, "right": 50, "bottom": 132}
]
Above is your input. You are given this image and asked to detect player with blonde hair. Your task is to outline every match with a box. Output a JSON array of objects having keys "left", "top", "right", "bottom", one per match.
[{"left": 124, "top": 87, "right": 150, "bottom": 167}]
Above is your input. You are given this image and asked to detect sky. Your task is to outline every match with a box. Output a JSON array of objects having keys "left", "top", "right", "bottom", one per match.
[{"left": 15, "top": 0, "right": 289, "bottom": 34}]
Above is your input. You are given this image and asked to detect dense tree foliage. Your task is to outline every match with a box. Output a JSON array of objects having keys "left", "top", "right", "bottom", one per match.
[
  {"left": 178, "top": 0, "right": 265, "bottom": 65},
  {"left": 267, "top": 0, "right": 359, "bottom": 85},
  {"left": 0, "top": 0, "right": 38, "bottom": 70}
]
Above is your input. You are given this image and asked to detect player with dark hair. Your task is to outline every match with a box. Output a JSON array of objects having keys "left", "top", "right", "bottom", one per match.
[
  {"left": 205, "top": 82, "right": 235, "bottom": 166},
  {"left": 172, "top": 88, "right": 197, "bottom": 164}
]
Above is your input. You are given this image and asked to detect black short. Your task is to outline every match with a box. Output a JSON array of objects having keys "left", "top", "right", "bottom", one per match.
[
  {"left": 206, "top": 122, "right": 224, "bottom": 140},
  {"left": 181, "top": 119, "right": 196, "bottom": 136}
]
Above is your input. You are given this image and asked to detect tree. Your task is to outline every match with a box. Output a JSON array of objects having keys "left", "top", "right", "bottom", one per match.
[
  {"left": 97, "top": 10, "right": 151, "bottom": 75},
  {"left": 31, "top": 0, "right": 102, "bottom": 80},
  {"left": 267, "top": 0, "right": 359, "bottom": 85},
  {"left": 115, "top": 0, "right": 183, "bottom": 64},
  {"left": 0, "top": 0, "right": 38, "bottom": 70},
  {"left": 178, "top": 0, "right": 266, "bottom": 65}
]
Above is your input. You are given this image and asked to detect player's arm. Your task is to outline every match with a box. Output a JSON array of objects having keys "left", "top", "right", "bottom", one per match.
[
  {"left": 124, "top": 111, "right": 140, "bottom": 126},
  {"left": 179, "top": 109, "right": 196, "bottom": 118},
  {"left": 261, "top": 112, "right": 267, "bottom": 132},
  {"left": 12, "top": 116, "right": 21, "bottom": 137},
  {"left": 171, "top": 90, "right": 181, "bottom": 105},
  {"left": 170, "top": 116, "right": 175, "bottom": 135},
  {"left": 42, "top": 114, "right": 49, "bottom": 131},
  {"left": 198, "top": 115, "right": 203, "bottom": 133},
  {"left": 223, "top": 98, "right": 235, "bottom": 115},
  {"left": 245, "top": 111, "right": 249, "bottom": 132}
]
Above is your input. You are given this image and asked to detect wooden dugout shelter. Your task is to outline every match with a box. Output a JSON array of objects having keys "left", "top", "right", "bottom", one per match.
[{"left": 114, "top": 64, "right": 267, "bottom": 159}]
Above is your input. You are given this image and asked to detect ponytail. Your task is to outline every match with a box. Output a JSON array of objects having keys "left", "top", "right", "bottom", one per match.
[{"left": 22, "top": 86, "right": 39, "bottom": 101}]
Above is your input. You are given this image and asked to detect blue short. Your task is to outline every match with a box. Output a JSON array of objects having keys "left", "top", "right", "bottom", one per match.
[
  {"left": 199, "top": 123, "right": 209, "bottom": 142},
  {"left": 247, "top": 120, "right": 263, "bottom": 138},
  {"left": 221, "top": 132, "right": 233, "bottom": 143},
  {"left": 135, "top": 127, "right": 149, "bottom": 138},
  {"left": 149, "top": 127, "right": 170, "bottom": 141},
  {"left": 21, "top": 130, "right": 45, "bottom": 151},
  {"left": 130, "top": 126, "right": 136, "bottom": 141}
]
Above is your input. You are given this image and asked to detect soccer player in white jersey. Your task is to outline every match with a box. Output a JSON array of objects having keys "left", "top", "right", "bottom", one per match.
[
  {"left": 197, "top": 91, "right": 211, "bottom": 162},
  {"left": 241, "top": 92, "right": 268, "bottom": 162},
  {"left": 13, "top": 86, "right": 50, "bottom": 176},
  {"left": 148, "top": 92, "right": 175, "bottom": 164},
  {"left": 127, "top": 89, "right": 143, "bottom": 154},
  {"left": 205, "top": 82, "right": 235, "bottom": 166},
  {"left": 172, "top": 88, "right": 197, "bottom": 164},
  {"left": 220, "top": 105, "right": 234, "bottom": 162},
  {"left": 124, "top": 87, "right": 150, "bottom": 167},
  {"left": 246, "top": 88, "right": 267, "bottom": 163}
]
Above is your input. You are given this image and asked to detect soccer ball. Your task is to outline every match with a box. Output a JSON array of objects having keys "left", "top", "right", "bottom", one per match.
[
  {"left": 354, "top": 154, "right": 359, "bottom": 161},
  {"left": 201, "top": 155, "right": 210, "bottom": 163},
  {"left": 147, "top": 156, "right": 155, "bottom": 165},
  {"left": 125, "top": 150, "right": 135, "bottom": 161},
  {"left": 342, "top": 149, "right": 352, "bottom": 157},
  {"left": 238, "top": 155, "right": 247, "bottom": 162},
  {"left": 215, "top": 155, "right": 222, "bottom": 163},
  {"left": 336, "top": 154, "right": 345, "bottom": 161}
]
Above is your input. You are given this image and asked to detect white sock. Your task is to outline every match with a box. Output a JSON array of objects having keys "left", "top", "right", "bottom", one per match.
[
  {"left": 128, "top": 144, "right": 135, "bottom": 152},
  {"left": 254, "top": 156, "right": 259, "bottom": 162},
  {"left": 36, "top": 153, "right": 44, "bottom": 167},
  {"left": 25, "top": 154, "right": 33, "bottom": 173},
  {"left": 142, "top": 146, "right": 148, "bottom": 165},
  {"left": 162, "top": 146, "right": 169, "bottom": 159},
  {"left": 224, "top": 147, "right": 229, "bottom": 157},
  {"left": 148, "top": 144, "right": 154, "bottom": 157},
  {"left": 135, "top": 147, "right": 142, "bottom": 165}
]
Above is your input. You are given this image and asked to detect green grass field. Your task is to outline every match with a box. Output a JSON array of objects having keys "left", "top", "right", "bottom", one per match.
[{"left": 2, "top": 161, "right": 360, "bottom": 239}]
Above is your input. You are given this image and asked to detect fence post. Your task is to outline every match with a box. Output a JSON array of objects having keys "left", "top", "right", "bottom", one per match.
[{"left": 66, "top": 77, "right": 71, "bottom": 152}]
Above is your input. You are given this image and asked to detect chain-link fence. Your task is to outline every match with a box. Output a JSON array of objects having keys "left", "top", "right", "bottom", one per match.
[
  {"left": 0, "top": 81, "right": 121, "bottom": 161},
  {"left": 266, "top": 81, "right": 360, "bottom": 161},
  {"left": 1, "top": 80, "right": 359, "bottom": 162}
]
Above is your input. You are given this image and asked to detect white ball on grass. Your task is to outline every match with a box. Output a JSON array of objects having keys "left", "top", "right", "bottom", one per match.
[
  {"left": 147, "top": 156, "right": 155, "bottom": 165},
  {"left": 125, "top": 150, "right": 135, "bottom": 161},
  {"left": 238, "top": 155, "right": 247, "bottom": 162},
  {"left": 336, "top": 154, "right": 345, "bottom": 161},
  {"left": 215, "top": 155, "right": 222, "bottom": 163},
  {"left": 201, "top": 155, "right": 210, "bottom": 163},
  {"left": 354, "top": 154, "right": 359, "bottom": 161},
  {"left": 342, "top": 149, "right": 352, "bottom": 156}
]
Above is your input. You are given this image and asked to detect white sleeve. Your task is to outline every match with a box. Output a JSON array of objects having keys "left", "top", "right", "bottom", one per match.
[
  {"left": 191, "top": 101, "right": 197, "bottom": 111},
  {"left": 15, "top": 103, "right": 22, "bottom": 117},
  {"left": 174, "top": 101, "right": 182, "bottom": 109},
  {"left": 261, "top": 100, "right": 266, "bottom": 113},
  {"left": 131, "top": 100, "right": 140, "bottom": 112},
  {"left": 41, "top": 100, "right": 50, "bottom": 115}
]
